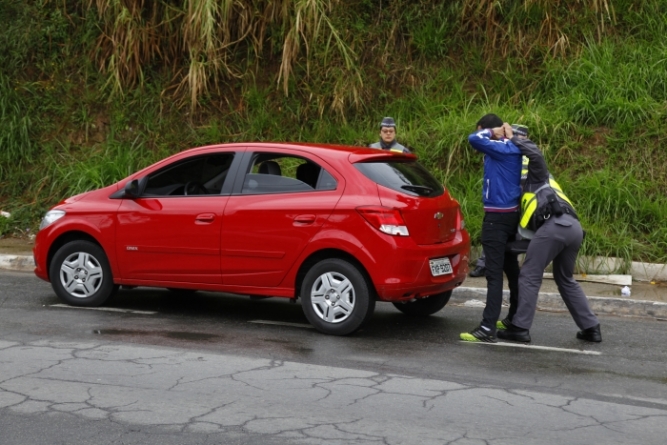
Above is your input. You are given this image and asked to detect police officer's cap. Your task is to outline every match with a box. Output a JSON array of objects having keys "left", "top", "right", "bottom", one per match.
[
  {"left": 511, "top": 124, "right": 529, "bottom": 138},
  {"left": 380, "top": 117, "right": 397, "bottom": 128}
]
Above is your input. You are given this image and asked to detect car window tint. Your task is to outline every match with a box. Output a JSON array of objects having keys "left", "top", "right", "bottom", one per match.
[
  {"left": 354, "top": 161, "right": 444, "bottom": 197},
  {"left": 316, "top": 169, "right": 337, "bottom": 190},
  {"left": 242, "top": 153, "right": 337, "bottom": 194},
  {"left": 144, "top": 154, "right": 234, "bottom": 196}
]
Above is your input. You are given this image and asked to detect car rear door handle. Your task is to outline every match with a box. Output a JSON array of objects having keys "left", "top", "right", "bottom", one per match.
[
  {"left": 294, "top": 214, "right": 316, "bottom": 225},
  {"left": 196, "top": 213, "right": 215, "bottom": 223}
]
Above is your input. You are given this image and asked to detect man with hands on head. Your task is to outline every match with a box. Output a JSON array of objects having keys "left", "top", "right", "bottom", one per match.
[{"left": 460, "top": 115, "right": 522, "bottom": 343}]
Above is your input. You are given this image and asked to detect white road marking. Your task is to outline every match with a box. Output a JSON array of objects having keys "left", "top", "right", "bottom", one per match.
[
  {"left": 460, "top": 341, "right": 602, "bottom": 355},
  {"left": 50, "top": 304, "right": 157, "bottom": 315},
  {"left": 249, "top": 320, "right": 314, "bottom": 329}
]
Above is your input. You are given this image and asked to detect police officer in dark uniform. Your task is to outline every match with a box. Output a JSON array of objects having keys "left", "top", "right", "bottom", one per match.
[
  {"left": 369, "top": 117, "right": 410, "bottom": 153},
  {"left": 497, "top": 124, "right": 602, "bottom": 343}
]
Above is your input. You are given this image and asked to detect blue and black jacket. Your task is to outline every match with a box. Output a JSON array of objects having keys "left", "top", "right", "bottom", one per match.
[{"left": 468, "top": 128, "right": 522, "bottom": 212}]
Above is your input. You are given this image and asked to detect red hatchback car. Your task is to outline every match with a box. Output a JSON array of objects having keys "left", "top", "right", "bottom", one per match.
[{"left": 34, "top": 143, "right": 470, "bottom": 335}]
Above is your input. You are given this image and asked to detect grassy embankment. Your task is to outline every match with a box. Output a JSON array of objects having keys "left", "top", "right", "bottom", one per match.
[{"left": 0, "top": 1, "right": 665, "bottom": 265}]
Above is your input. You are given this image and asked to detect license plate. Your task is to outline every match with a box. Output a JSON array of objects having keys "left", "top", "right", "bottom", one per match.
[{"left": 429, "top": 257, "right": 452, "bottom": 276}]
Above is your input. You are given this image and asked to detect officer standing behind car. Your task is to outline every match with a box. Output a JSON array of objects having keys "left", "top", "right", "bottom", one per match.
[
  {"left": 497, "top": 123, "right": 602, "bottom": 343},
  {"left": 460, "top": 114, "right": 523, "bottom": 343},
  {"left": 370, "top": 117, "right": 410, "bottom": 153}
]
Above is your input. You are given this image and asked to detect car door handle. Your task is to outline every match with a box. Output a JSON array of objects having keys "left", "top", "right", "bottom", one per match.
[
  {"left": 294, "top": 214, "right": 316, "bottom": 225},
  {"left": 196, "top": 213, "right": 215, "bottom": 223}
]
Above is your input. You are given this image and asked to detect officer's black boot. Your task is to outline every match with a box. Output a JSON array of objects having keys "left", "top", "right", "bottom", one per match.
[
  {"left": 576, "top": 324, "right": 602, "bottom": 342},
  {"left": 497, "top": 323, "right": 531, "bottom": 342}
]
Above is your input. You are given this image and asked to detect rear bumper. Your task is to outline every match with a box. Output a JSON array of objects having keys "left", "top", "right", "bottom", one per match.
[
  {"left": 373, "top": 231, "right": 470, "bottom": 302},
  {"left": 376, "top": 257, "right": 468, "bottom": 301}
]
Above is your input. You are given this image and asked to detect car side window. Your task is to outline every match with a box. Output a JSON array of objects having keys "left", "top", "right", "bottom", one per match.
[
  {"left": 144, "top": 154, "right": 234, "bottom": 196},
  {"left": 241, "top": 153, "right": 337, "bottom": 194}
]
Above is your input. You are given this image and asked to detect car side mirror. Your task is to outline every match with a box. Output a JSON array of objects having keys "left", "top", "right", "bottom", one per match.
[{"left": 124, "top": 177, "right": 147, "bottom": 199}]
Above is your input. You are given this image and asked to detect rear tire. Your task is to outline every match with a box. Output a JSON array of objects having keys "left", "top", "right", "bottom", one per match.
[
  {"left": 301, "top": 258, "right": 375, "bottom": 335},
  {"left": 49, "top": 240, "right": 117, "bottom": 307},
  {"left": 392, "top": 290, "right": 452, "bottom": 317}
]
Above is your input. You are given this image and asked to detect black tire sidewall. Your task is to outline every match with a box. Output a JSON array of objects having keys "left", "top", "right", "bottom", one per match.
[
  {"left": 392, "top": 290, "right": 452, "bottom": 316},
  {"left": 301, "top": 258, "right": 374, "bottom": 336},
  {"left": 49, "top": 240, "right": 115, "bottom": 307}
]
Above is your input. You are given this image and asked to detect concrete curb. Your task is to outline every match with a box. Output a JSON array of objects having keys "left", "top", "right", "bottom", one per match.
[
  {"left": 0, "top": 253, "right": 34, "bottom": 272},
  {"left": 470, "top": 247, "right": 667, "bottom": 282},
  {"left": 579, "top": 256, "right": 667, "bottom": 282},
  {"left": 452, "top": 287, "right": 667, "bottom": 320}
]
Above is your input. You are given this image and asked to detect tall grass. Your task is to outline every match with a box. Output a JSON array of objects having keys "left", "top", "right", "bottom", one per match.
[
  {"left": 539, "top": 40, "right": 667, "bottom": 126},
  {"left": 82, "top": 0, "right": 627, "bottom": 113},
  {"left": 44, "top": 137, "right": 153, "bottom": 199},
  {"left": 0, "top": 74, "right": 33, "bottom": 170},
  {"left": 567, "top": 167, "right": 667, "bottom": 262},
  {"left": 0, "top": 1, "right": 666, "bottom": 263},
  {"left": 89, "top": 0, "right": 362, "bottom": 114}
]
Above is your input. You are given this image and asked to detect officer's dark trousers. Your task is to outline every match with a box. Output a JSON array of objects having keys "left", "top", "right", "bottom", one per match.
[
  {"left": 512, "top": 213, "right": 599, "bottom": 330},
  {"left": 480, "top": 212, "right": 520, "bottom": 332}
]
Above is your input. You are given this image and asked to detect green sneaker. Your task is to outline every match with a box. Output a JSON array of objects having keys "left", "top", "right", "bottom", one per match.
[
  {"left": 496, "top": 318, "right": 511, "bottom": 331},
  {"left": 460, "top": 325, "right": 496, "bottom": 343}
]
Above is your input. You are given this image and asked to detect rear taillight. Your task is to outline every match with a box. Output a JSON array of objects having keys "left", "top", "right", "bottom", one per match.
[
  {"left": 356, "top": 206, "right": 409, "bottom": 236},
  {"left": 457, "top": 207, "right": 465, "bottom": 230}
]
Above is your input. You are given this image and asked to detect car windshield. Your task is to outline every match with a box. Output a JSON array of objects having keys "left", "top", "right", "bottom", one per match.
[{"left": 354, "top": 161, "right": 444, "bottom": 197}]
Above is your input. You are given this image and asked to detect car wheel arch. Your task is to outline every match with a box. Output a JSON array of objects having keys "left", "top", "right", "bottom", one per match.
[
  {"left": 47, "top": 231, "right": 106, "bottom": 281},
  {"left": 294, "top": 249, "right": 376, "bottom": 301}
]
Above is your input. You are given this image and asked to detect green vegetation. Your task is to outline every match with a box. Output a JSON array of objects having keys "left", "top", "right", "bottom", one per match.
[{"left": 1, "top": 0, "right": 666, "bottom": 264}]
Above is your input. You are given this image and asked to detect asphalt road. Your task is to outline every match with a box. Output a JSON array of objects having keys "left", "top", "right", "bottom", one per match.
[{"left": 1, "top": 270, "right": 666, "bottom": 444}]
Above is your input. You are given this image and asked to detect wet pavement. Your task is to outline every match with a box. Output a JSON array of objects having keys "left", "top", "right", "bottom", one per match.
[{"left": 2, "top": 268, "right": 667, "bottom": 445}]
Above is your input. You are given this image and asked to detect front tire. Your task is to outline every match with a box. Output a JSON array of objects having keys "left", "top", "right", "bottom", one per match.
[
  {"left": 301, "top": 258, "right": 375, "bottom": 335},
  {"left": 392, "top": 290, "right": 452, "bottom": 316},
  {"left": 49, "top": 240, "right": 117, "bottom": 307}
]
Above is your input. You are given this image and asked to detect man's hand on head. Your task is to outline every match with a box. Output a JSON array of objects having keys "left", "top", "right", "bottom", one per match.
[
  {"left": 491, "top": 126, "right": 505, "bottom": 140},
  {"left": 503, "top": 122, "right": 514, "bottom": 139}
]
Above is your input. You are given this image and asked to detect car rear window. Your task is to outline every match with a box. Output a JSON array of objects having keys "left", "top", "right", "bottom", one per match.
[{"left": 354, "top": 161, "right": 445, "bottom": 197}]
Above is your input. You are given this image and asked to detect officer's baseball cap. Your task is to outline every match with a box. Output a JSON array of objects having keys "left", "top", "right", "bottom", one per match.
[
  {"left": 380, "top": 117, "right": 397, "bottom": 128},
  {"left": 511, "top": 124, "right": 529, "bottom": 138}
]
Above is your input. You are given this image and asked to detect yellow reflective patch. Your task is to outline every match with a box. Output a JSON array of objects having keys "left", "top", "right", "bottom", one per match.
[
  {"left": 520, "top": 192, "right": 537, "bottom": 228},
  {"left": 521, "top": 156, "right": 529, "bottom": 176}
]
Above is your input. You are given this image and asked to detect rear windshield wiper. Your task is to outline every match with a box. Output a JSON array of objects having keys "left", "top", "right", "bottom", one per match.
[{"left": 401, "top": 185, "right": 434, "bottom": 196}]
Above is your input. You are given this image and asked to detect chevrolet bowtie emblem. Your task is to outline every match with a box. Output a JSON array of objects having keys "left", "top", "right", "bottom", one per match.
[{"left": 434, "top": 212, "right": 444, "bottom": 219}]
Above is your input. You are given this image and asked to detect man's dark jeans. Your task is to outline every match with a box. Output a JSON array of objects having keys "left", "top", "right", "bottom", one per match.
[{"left": 480, "top": 211, "right": 520, "bottom": 332}]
